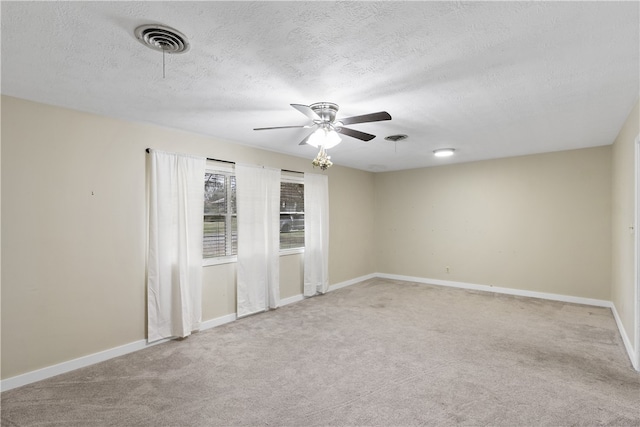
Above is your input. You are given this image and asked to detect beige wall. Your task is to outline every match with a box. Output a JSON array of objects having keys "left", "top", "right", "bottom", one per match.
[
  {"left": 374, "top": 146, "right": 612, "bottom": 300},
  {"left": 611, "top": 99, "right": 639, "bottom": 352},
  {"left": 1, "top": 93, "right": 629, "bottom": 381},
  {"left": 0, "top": 96, "right": 376, "bottom": 379}
]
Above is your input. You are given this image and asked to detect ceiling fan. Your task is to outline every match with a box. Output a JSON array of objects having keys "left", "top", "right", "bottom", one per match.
[{"left": 253, "top": 102, "right": 392, "bottom": 148}]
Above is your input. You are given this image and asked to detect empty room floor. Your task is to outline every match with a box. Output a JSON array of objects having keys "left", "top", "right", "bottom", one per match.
[{"left": 2, "top": 278, "right": 639, "bottom": 426}]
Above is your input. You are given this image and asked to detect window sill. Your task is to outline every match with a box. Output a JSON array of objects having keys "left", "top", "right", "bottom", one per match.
[
  {"left": 203, "top": 248, "right": 304, "bottom": 267},
  {"left": 279, "top": 247, "right": 304, "bottom": 256},
  {"left": 203, "top": 256, "right": 237, "bottom": 267}
]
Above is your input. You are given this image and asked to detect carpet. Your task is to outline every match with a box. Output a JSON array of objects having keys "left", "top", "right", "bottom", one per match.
[{"left": 2, "top": 278, "right": 639, "bottom": 426}]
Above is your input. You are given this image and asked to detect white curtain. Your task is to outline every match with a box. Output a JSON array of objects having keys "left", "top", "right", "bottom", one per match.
[
  {"left": 304, "top": 173, "right": 330, "bottom": 296},
  {"left": 147, "top": 149, "right": 206, "bottom": 342},
  {"left": 236, "top": 164, "right": 281, "bottom": 317}
]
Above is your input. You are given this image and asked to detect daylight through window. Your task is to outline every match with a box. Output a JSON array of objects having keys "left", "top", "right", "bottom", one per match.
[
  {"left": 203, "top": 169, "right": 305, "bottom": 262},
  {"left": 280, "top": 181, "right": 305, "bottom": 250},
  {"left": 203, "top": 171, "right": 237, "bottom": 259}
]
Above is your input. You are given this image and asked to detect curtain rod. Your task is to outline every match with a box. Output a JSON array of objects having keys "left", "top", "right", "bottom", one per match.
[{"left": 145, "top": 148, "right": 303, "bottom": 174}]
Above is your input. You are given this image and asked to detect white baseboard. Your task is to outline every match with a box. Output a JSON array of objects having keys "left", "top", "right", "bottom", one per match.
[
  {"left": 200, "top": 313, "right": 237, "bottom": 331},
  {"left": 1, "top": 312, "right": 239, "bottom": 393},
  {"left": 376, "top": 273, "right": 612, "bottom": 307},
  {"left": 4, "top": 272, "right": 634, "bottom": 391},
  {"left": 377, "top": 272, "right": 640, "bottom": 370},
  {"left": 281, "top": 273, "right": 377, "bottom": 303},
  {"left": 0, "top": 336, "right": 171, "bottom": 392},
  {"left": 280, "top": 294, "right": 305, "bottom": 306},
  {"left": 611, "top": 303, "right": 639, "bottom": 371},
  {"left": 0, "top": 273, "right": 375, "bottom": 392},
  {"left": 330, "top": 273, "right": 377, "bottom": 292}
]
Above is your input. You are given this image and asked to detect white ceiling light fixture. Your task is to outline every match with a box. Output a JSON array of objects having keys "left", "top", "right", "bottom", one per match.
[
  {"left": 433, "top": 148, "right": 456, "bottom": 157},
  {"left": 306, "top": 126, "right": 342, "bottom": 149}
]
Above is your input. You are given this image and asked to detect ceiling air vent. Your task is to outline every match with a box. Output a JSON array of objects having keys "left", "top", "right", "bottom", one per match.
[
  {"left": 384, "top": 134, "right": 408, "bottom": 142},
  {"left": 134, "top": 24, "right": 190, "bottom": 54}
]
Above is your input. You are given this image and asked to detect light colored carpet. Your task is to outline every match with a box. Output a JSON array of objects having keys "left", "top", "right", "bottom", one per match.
[{"left": 2, "top": 278, "right": 639, "bottom": 426}]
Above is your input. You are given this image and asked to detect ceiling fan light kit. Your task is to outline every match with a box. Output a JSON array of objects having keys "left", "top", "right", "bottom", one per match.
[
  {"left": 307, "top": 127, "right": 342, "bottom": 149},
  {"left": 254, "top": 102, "right": 392, "bottom": 169}
]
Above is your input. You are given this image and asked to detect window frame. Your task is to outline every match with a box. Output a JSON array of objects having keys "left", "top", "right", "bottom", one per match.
[
  {"left": 203, "top": 163, "right": 237, "bottom": 266},
  {"left": 279, "top": 173, "right": 305, "bottom": 256},
  {"left": 202, "top": 166, "right": 305, "bottom": 266}
]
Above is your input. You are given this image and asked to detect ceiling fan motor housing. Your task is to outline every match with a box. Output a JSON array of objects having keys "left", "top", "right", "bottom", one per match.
[{"left": 310, "top": 102, "right": 339, "bottom": 123}]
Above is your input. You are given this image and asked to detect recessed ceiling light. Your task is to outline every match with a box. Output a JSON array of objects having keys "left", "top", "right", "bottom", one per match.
[{"left": 433, "top": 148, "right": 455, "bottom": 157}]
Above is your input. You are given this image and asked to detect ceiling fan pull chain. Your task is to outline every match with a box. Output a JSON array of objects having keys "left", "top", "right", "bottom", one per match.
[{"left": 162, "top": 48, "right": 166, "bottom": 79}]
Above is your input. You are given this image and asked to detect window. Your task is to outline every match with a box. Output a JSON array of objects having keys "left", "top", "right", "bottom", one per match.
[
  {"left": 203, "top": 169, "right": 236, "bottom": 263},
  {"left": 280, "top": 179, "right": 305, "bottom": 250},
  {"left": 203, "top": 167, "right": 304, "bottom": 263}
]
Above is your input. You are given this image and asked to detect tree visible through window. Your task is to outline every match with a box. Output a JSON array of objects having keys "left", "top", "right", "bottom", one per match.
[
  {"left": 280, "top": 181, "right": 304, "bottom": 250},
  {"left": 203, "top": 170, "right": 304, "bottom": 260},
  {"left": 203, "top": 172, "right": 236, "bottom": 258}
]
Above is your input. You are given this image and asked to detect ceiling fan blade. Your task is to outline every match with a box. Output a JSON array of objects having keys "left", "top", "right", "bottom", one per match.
[
  {"left": 291, "top": 104, "right": 321, "bottom": 121},
  {"left": 298, "top": 133, "right": 313, "bottom": 145},
  {"left": 339, "top": 111, "right": 392, "bottom": 126},
  {"left": 297, "top": 125, "right": 319, "bottom": 145},
  {"left": 253, "top": 125, "right": 310, "bottom": 131},
  {"left": 337, "top": 127, "right": 376, "bottom": 142}
]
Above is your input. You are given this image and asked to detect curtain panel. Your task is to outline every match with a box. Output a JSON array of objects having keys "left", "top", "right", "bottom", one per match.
[
  {"left": 147, "top": 150, "right": 206, "bottom": 342},
  {"left": 236, "top": 164, "right": 281, "bottom": 317},
  {"left": 304, "top": 173, "right": 329, "bottom": 296}
]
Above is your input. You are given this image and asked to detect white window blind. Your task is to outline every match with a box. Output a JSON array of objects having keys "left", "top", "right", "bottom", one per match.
[
  {"left": 203, "top": 171, "right": 237, "bottom": 258},
  {"left": 203, "top": 168, "right": 305, "bottom": 259}
]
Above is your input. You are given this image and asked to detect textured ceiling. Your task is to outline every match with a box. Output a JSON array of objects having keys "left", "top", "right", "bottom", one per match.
[{"left": 1, "top": 1, "right": 638, "bottom": 172}]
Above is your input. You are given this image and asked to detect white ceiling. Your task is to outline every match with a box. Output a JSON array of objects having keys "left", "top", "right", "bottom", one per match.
[{"left": 1, "top": 1, "right": 638, "bottom": 172}]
